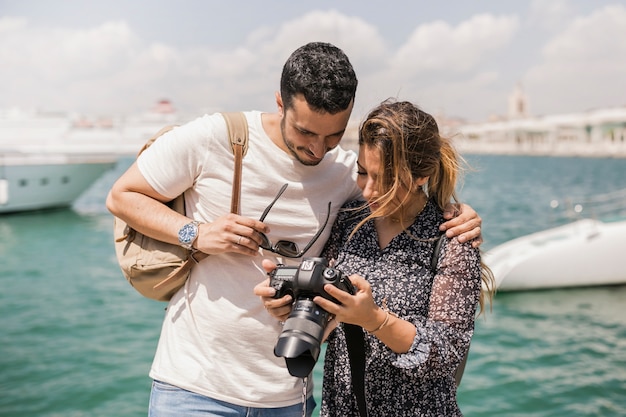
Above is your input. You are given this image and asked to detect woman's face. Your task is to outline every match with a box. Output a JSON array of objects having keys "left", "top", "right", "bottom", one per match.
[
  {"left": 356, "top": 145, "right": 400, "bottom": 213},
  {"left": 356, "top": 145, "right": 379, "bottom": 199},
  {"left": 357, "top": 144, "right": 427, "bottom": 215}
]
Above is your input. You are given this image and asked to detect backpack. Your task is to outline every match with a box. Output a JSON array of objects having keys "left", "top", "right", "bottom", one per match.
[{"left": 113, "top": 112, "right": 249, "bottom": 301}]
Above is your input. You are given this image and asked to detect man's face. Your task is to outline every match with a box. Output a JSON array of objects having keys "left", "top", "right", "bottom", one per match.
[{"left": 279, "top": 94, "right": 353, "bottom": 166}]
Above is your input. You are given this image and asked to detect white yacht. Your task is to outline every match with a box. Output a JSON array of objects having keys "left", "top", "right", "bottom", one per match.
[
  {"left": 0, "top": 100, "right": 191, "bottom": 213},
  {"left": 0, "top": 152, "right": 116, "bottom": 213},
  {"left": 0, "top": 109, "right": 117, "bottom": 213}
]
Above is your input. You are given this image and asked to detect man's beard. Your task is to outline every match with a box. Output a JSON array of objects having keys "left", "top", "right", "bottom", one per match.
[{"left": 280, "top": 118, "right": 323, "bottom": 167}]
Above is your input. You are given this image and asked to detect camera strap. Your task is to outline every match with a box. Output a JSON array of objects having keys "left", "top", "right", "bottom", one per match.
[{"left": 345, "top": 323, "right": 368, "bottom": 417}]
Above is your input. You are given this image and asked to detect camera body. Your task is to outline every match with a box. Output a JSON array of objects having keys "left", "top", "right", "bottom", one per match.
[
  {"left": 270, "top": 257, "right": 354, "bottom": 303},
  {"left": 269, "top": 257, "right": 355, "bottom": 377}
]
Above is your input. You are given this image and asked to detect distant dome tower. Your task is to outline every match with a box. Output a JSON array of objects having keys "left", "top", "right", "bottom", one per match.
[{"left": 508, "top": 83, "right": 529, "bottom": 119}]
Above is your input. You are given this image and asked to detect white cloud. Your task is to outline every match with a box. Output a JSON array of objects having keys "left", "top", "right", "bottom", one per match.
[
  {"left": 525, "top": 4, "right": 626, "bottom": 114},
  {"left": 0, "top": 18, "right": 143, "bottom": 112},
  {"left": 0, "top": 16, "right": 28, "bottom": 32},
  {"left": 391, "top": 14, "right": 519, "bottom": 74},
  {"left": 0, "top": 5, "right": 623, "bottom": 121},
  {"left": 0, "top": 9, "right": 391, "bottom": 115},
  {"left": 354, "top": 13, "right": 520, "bottom": 119},
  {"left": 144, "top": 9, "right": 388, "bottom": 114},
  {"left": 245, "top": 10, "right": 387, "bottom": 65},
  {"left": 529, "top": 0, "right": 575, "bottom": 30}
]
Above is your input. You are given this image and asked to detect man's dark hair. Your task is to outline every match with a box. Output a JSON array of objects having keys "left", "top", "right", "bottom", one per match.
[{"left": 280, "top": 42, "right": 358, "bottom": 114}]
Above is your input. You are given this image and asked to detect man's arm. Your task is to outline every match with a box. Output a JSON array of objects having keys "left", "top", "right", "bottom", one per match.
[
  {"left": 106, "top": 162, "right": 268, "bottom": 256},
  {"left": 107, "top": 162, "right": 187, "bottom": 245}
]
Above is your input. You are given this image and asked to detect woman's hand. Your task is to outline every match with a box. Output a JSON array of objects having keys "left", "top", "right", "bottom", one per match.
[
  {"left": 253, "top": 259, "right": 293, "bottom": 322},
  {"left": 315, "top": 274, "right": 417, "bottom": 353},
  {"left": 313, "top": 274, "right": 386, "bottom": 332}
]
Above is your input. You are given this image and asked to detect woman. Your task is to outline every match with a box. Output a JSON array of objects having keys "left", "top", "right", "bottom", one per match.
[{"left": 312, "top": 99, "right": 495, "bottom": 416}]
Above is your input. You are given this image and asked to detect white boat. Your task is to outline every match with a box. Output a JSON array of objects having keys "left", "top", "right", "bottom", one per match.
[
  {"left": 484, "top": 189, "right": 626, "bottom": 291},
  {"left": 0, "top": 109, "right": 121, "bottom": 213},
  {"left": 0, "top": 100, "right": 192, "bottom": 214},
  {"left": 484, "top": 218, "right": 626, "bottom": 291},
  {"left": 0, "top": 152, "right": 116, "bottom": 213}
]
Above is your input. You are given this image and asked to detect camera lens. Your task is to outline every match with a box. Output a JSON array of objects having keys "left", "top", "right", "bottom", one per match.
[{"left": 273, "top": 297, "right": 329, "bottom": 377}]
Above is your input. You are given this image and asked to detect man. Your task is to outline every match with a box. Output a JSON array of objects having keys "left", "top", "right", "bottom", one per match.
[{"left": 107, "top": 42, "right": 482, "bottom": 417}]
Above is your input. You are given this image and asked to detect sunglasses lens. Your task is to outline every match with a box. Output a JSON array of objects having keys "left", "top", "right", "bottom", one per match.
[{"left": 274, "top": 240, "right": 299, "bottom": 257}]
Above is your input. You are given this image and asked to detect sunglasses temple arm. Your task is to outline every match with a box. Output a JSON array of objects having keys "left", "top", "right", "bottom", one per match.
[
  {"left": 296, "top": 202, "right": 332, "bottom": 257},
  {"left": 259, "top": 183, "right": 289, "bottom": 222}
]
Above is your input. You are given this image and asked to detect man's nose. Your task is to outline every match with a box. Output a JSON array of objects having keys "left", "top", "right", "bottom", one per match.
[{"left": 308, "top": 138, "right": 327, "bottom": 158}]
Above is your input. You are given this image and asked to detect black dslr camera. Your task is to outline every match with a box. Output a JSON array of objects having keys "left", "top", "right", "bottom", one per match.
[{"left": 269, "top": 257, "right": 355, "bottom": 377}]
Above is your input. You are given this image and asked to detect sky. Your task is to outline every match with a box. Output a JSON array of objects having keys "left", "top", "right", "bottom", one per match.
[{"left": 1, "top": 0, "right": 625, "bottom": 122}]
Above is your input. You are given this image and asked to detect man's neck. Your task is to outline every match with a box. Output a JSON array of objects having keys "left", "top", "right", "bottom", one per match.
[{"left": 261, "top": 112, "right": 287, "bottom": 152}]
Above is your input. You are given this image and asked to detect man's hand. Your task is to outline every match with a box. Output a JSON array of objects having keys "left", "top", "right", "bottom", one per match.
[
  {"left": 196, "top": 213, "right": 268, "bottom": 256},
  {"left": 253, "top": 259, "right": 293, "bottom": 322},
  {"left": 440, "top": 203, "right": 483, "bottom": 248}
]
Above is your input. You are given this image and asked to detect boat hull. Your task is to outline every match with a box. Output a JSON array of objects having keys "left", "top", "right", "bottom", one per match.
[
  {"left": 484, "top": 219, "right": 626, "bottom": 291},
  {"left": 0, "top": 156, "right": 116, "bottom": 213}
]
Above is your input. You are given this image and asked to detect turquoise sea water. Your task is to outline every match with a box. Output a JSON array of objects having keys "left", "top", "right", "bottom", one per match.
[{"left": 1, "top": 155, "right": 625, "bottom": 416}]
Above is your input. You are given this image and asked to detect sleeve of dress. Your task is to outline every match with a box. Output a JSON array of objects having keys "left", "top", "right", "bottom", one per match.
[{"left": 391, "top": 237, "right": 482, "bottom": 377}]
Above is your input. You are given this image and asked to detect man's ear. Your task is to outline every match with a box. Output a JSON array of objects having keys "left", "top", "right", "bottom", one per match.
[{"left": 275, "top": 92, "right": 284, "bottom": 117}]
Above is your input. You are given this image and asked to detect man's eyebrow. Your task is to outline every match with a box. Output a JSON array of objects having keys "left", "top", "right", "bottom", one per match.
[
  {"left": 327, "top": 128, "right": 347, "bottom": 137},
  {"left": 296, "top": 124, "right": 346, "bottom": 138}
]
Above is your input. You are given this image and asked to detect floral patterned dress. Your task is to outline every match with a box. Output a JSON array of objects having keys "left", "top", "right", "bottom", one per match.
[{"left": 320, "top": 199, "right": 482, "bottom": 417}]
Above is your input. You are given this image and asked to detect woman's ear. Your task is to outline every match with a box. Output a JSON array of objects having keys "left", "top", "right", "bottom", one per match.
[{"left": 415, "top": 176, "right": 429, "bottom": 190}]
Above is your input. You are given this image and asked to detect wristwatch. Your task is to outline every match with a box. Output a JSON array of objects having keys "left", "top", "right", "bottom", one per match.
[{"left": 178, "top": 220, "right": 201, "bottom": 250}]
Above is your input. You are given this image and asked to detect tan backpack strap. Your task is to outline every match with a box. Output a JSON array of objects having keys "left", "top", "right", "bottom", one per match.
[
  {"left": 138, "top": 125, "right": 177, "bottom": 156},
  {"left": 154, "top": 113, "right": 249, "bottom": 292},
  {"left": 222, "top": 112, "right": 249, "bottom": 214}
]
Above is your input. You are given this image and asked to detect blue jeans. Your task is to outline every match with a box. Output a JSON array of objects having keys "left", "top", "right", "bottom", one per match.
[{"left": 148, "top": 380, "right": 316, "bottom": 417}]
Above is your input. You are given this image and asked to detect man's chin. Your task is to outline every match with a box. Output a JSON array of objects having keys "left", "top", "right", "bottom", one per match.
[
  {"left": 300, "top": 157, "right": 323, "bottom": 166},
  {"left": 293, "top": 151, "right": 323, "bottom": 166}
]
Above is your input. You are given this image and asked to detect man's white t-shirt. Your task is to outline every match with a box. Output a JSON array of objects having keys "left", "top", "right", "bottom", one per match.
[{"left": 137, "top": 111, "right": 361, "bottom": 407}]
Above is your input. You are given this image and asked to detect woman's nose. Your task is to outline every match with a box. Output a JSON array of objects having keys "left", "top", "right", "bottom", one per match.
[{"left": 362, "top": 179, "right": 377, "bottom": 199}]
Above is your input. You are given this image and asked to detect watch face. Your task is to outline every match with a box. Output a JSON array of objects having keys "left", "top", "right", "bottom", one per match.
[{"left": 178, "top": 223, "right": 198, "bottom": 244}]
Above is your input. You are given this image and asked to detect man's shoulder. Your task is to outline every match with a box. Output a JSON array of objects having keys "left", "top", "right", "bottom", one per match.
[
  {"left": 173, "top": 110, "right": 260, "bottom": 145},
  {"left": 182, "top": 110, "right": 259, "bottom": 129}
]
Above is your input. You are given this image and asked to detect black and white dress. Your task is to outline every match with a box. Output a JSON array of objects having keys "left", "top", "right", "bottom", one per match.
[{"left": 320, "top": 199, "right": 482, "bottom": 417}]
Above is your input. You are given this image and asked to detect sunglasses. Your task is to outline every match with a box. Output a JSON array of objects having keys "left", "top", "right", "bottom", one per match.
[{"left": 258, "top": 183, "right": 331, "bottom": 258}]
